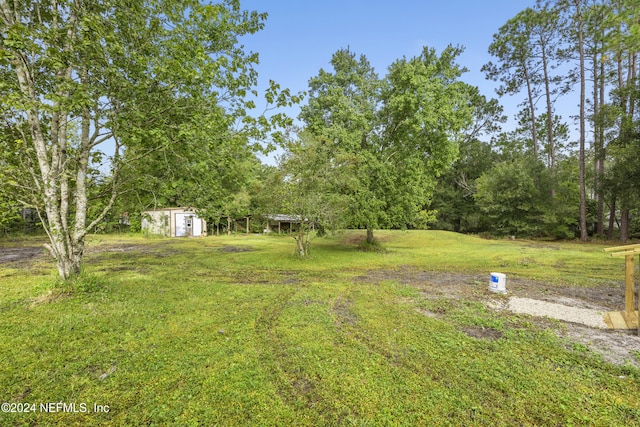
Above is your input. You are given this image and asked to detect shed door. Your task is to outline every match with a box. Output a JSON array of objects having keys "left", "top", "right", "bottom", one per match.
[
  {"left": 175, "top": 213, "right": 201, "bottom": 237},
  {"left": 175, "top": 213, "right": 187, "bottom": 237},
  {"left": 192, "top": 217, "right": 202, "bottom": 237}
]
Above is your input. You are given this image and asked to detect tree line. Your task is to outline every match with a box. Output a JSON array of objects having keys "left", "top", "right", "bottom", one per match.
[
  {"left": 436, "top": 0, "right": 640, "bottom": 243},
  {"left": 271, "top": 0, "right": 640, "bottom": 255},
  {"left": 0, "top": 0, "right": 638, "bottom": 277}
]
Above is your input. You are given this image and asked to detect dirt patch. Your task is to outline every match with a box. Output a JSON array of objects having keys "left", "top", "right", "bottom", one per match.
[
  {"left": 292, "top": 378, "right": 315, "bottom": 396},
  {"left": 99, "top": 266, "right": 138, "bottom": 272},
  {"left": 29, "top": 289, "right": 71, "bottom": 307},
  {"left": 218, "top": 245, "right": 252, "bottom": 253},
  {"left": 354, "top": 267, "right": 625, "bottom": 312},
  {"left": 84, "top": 244, "right": 172, "bottom": 264},
  {"left": 415, "top": 307, "right": 441, "bottom": 319},
  {"left": 561, "top": 325, "right": 640, "bottom": 366},
  {"left": 332, "top": 297, "right": 358, "bottom": 326},
  {"left": 0, "top": 246, "right": 46, "bottom": 266},
  {"left": 229, "top": 269, "right": 300, "bottom": 285},
  {"left": 462, "top": 326, "right": 504, "bottom": 340},
  {"left": 353, "top": 268, "right": 485, "bottom": 300},
  {"left": 340, "top": 233, "right": 393, "bottom": 246},
  {"left": 506, "top": 279, "right": 624, "bottom": 311},
  {"left": 95, "top": 244, "right": 169, "bottom": 255},
  {"left": 355, "top": 266, "right": 640, "bottom": 367}
]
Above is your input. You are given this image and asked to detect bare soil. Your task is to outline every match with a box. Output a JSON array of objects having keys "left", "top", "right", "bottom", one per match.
[
  {"left": 354, "top": 266, "right": 640, "bottom": 367},
  {"left": 0, "top": 246, "right": 46, "bottom": 266},
  {"left": 0, "top": 242, "right": 171, "bottom": 266},
  {"left": 218, "top": 245, "right": 253, "bottom": 253}
]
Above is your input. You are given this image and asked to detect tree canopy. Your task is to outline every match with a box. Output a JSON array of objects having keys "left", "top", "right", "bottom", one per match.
[
  {"left": 0, "top": 0, "right": 292, "bottom": 278},
  {"left": 299, "top": 46, "right": 476, "bottom": 243}
]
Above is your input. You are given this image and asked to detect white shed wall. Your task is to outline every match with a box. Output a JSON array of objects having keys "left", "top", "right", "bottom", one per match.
[{"left": 142, "top": 208, "right": 207, "bottom": 237}]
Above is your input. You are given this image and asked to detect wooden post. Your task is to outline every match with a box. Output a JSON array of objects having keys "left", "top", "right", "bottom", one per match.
[
  {"left": 246, "top": 217, "right": 250, "bottom": 234},
  {"left": 626, "top": 254, "right": 634, "bottom": 314},
  {"left": 604, "top": 245, "right": 640, "bottom": 330}
]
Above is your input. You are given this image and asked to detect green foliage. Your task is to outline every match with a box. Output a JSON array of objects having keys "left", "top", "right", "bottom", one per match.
[
  {"left": 476, "top": 157, "right": 551, "bottom": 236},
  {"left": 475, "top": 153, "right": 581, "bottom": 239},
  {"left": 261, "top": 131, "right": 352, "bottom": 256},
  {"left": 299, "top": 46, "right": 476, "bottom": 242},
  {"left": 430, "top": 138, "right": 500, "bottom": 233},
  {"left": 0, "top": 196, "right": 24, "bottom": 235}
]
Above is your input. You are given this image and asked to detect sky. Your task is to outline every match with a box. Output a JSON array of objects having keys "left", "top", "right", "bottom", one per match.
[{"left": 238, "top": 0, "right": 542, "bottom": 161}]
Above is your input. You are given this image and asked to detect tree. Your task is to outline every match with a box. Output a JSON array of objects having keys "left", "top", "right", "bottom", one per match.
[
  {"left": 602, "top": 0, "right": 640, "bottom": 241},
  {"left": 299, "top": 48, "right": 382, "bottom": 243},
  {"left": 425, "top": 84, "right": 506, "bottom": 233},
  {"left": 430, "top": 138, "right": 499, "bottom": 233},
  {"left": 114, "top": 104, "right": 262, "bottom": 235},
  {"left": 301, "top": 46, "right": 475, "bottom": 244},
  {"left": 0, "top": 0, "right": 285, "bottom": 279},
  {"left": 584, "top": 0, "right": 613, "bottom": 236},
  {"left": 483, "top": 9, "right": 542, "bottom": 158},
  {"left": 475, "top": 157, "right": 553, "bottom": 236},
  {"left": 268, "top": 131, "right": 352, "bottom": 257},
  {"left": 483, "top": 0, "right": 640, "bottom": 240},
  {"left": 571, "top": 0, "right": 591, "bottom": 242},
  {"left": 381, "top": 46, "right": 477, "bottom": 226}
]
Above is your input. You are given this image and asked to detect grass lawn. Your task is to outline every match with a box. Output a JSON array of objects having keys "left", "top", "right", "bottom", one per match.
[{"left": 1, "top": 230, "right": 639, "bottom": 426}]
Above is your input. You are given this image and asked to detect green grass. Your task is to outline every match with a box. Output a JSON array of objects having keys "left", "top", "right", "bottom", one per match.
[{"left": 0, "top": 230, "right": 638, "bottom": 426}]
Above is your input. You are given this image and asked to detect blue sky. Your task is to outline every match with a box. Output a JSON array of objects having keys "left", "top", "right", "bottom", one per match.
[{"left": 239, "top": 0, "right": 537, "bottom": 136}]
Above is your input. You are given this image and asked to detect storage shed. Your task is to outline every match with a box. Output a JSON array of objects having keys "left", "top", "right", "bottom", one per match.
[{"left": 141, "top": 208, "right": 207, "bottom": 237}]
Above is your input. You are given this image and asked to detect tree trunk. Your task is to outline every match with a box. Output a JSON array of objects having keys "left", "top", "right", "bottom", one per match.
[
  {"left": 541, "top": 36, "right": 555, "bottom": 177},
  {"left": 44, "top": 232, "right": 83, "bottom": 280},
  {"left": 523, "top": 66, "right": 539, "bottom": 159},
  {"left": 295, "top": 230, "right": 307, "bottom": 257},
  {"left": 576, "top": 0, "right": 588, "bottom": 242},
  {"left": 366, "top": 227, "right": 375, "bottom": 245},
  {"left": 608, "top": 196, "right": 616, "bottom": 240},
  {"left": 620, "top": 208, "right": 629, "bottom": 243},
  {"left": 595, "top": 58, "right": 605, "bottom": 237}
]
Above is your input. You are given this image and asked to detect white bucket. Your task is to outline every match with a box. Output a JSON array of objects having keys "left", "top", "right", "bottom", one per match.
[{"left": 489, "top": 272, "right": 506, "bottom": 293}]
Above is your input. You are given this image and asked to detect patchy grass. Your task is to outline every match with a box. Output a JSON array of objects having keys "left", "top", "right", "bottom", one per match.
[{"left": 0, "top": 230, "right": 638, "bottom": 425}]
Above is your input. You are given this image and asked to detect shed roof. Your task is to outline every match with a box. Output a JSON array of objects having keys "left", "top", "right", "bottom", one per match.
[
  {"left": 265, "top": 214, "right": 305, "bottom": 223},
  {"left": 142, "top": 207, "right": 198, "bottom": 213}
]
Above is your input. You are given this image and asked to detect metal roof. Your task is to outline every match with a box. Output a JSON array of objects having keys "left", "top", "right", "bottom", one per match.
[{"left": 265, "top": 214, "right": 305, "bottom": 222}]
